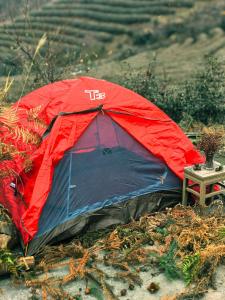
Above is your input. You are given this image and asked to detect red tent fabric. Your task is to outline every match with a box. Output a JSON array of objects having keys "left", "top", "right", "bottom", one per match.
[{"left": 1, "top": 77, "right": 203, "bottom": 244}]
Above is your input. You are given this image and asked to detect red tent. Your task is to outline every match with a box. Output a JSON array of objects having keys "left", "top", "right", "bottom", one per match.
[{"left": 0, "top": 77, "right": 203, "bottom": 254}]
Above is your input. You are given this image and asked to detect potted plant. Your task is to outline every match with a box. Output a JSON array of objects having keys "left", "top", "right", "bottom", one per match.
[{"left": 197, "top": 127, "right": 225, "bottom": 170}]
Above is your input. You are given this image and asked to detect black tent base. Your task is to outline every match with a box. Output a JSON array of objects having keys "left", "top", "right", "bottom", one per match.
[{"left": 23, "top": 190, "right": 181, "bottom": 256}]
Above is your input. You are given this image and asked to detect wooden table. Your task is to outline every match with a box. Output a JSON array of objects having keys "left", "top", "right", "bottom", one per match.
[{"left": 182, "top": 163, "right": 225, "bottom": 206}]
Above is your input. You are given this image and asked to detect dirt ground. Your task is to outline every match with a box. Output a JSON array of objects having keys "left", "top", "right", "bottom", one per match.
[
  {"left": 0, "top": 262, "right": 224, "bottom": 300},
  {"left": 1, "top": 204, "right": 225, "bottom": 300}
]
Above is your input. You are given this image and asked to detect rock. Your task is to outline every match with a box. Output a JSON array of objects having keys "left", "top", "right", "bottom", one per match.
[
  {"left": 120, "top": 289, "right": 127, "bottom": 296},
  {"left": 0, "top": 221, "right": 14, "bottom": 236},
  {"left": 147, "top": 282, "right": 160, "bottom": 294},
  {"left": 128, "top": 284, "right": 135, "bottom": 290},
  {"left": 0, "top": 206, "right": 18, "bottom": 249},
  {"left": 0, "top": 234, "right": 11, "bottom": 249}
]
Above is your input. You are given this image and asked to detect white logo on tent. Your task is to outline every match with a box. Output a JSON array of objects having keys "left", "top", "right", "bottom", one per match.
[{"left": 85, "top": 90, "right": 106, "bottom": 101}]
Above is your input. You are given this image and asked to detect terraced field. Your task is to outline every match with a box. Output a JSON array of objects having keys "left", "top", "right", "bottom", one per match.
[
  {"left": 88, "top": 28, "right": 225, "bottom": 85},
  {"left": 0, "top": 0, "right": 225, "bottom": 84},
  {"left": 0, "top": 0, "right": 46, "bottom": 22},
  {"left": 0, "top": 0, "right": 199, "bottom": 76},
  {"left": 0, "top": 0, "right": 195, "bottom": 47}
]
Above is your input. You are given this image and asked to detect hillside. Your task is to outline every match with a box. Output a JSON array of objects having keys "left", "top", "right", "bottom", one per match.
[
  {"left": 0, "top": 0, "right": 225, "bottom": 101},
  {"left": 89, "top": 28, "right": 225, "bottom": 84},
  {"left": 0, "top": 0, "right": 196, "bottom": 64},
  {"left": 0, "top": 0, "right": 47, "bottom": 22},
  {"left": 0, "top": 0, "right": 196, "bottom": 49}
]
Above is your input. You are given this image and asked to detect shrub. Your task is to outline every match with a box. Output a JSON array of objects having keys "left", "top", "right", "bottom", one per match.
[
  {"left": 161, "top": 5, "right": 223, "bottom": 42},
  {"left": 43, "top": 3, "right": 176, "bottom": 14},
  {"left": 117, "top": 62, "right": 184, "bottom": 123},
  {"left": 17, "top": 16, "right": 131, "bottom": 35},
  {"left": 59, "top": 0, "right": 193, "bottom": 9},
  {"left": 31, "top": 9, "right": 151, "bottom": 24},
  {"left": 182, "top": 56, "right": 225, "bottom": 124},
  {"left": 132, "top": 30, "right": 157, "bottom": 45},
  {"left": 117, "top": 56, "right": 225, "bottom": 126},
  {"left": 4, "top": 22, "right": 113, "bottom": 42}
]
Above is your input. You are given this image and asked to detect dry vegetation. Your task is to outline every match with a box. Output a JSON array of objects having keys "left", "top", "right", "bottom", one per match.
[
  {"left": 6, "top": 204, "right": 222, "bottom": 300},
  {"left": 198, "top": 127, "right": 225, "bottom": 157},
  {"left": 0, "top": 77, "right": 45, "bottom": 179}
]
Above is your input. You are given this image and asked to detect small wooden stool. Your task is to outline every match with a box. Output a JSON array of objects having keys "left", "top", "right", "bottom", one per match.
[{"left": 182, "top": 162, "right": 225, "bottom": 206}]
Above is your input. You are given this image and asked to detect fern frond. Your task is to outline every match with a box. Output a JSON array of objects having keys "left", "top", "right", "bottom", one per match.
[
  {"left": 0, "top": 106, "right": 18, "bottom": 128},
  {"left": 0, "top": 249, "right": 18, "bottom": 276},
  {"left": 159, "top": 240, "right": 181, "bottom": 280},
  {"left": 182, "top": 253, "right": 200, "bottom": 285},
  {"left": 27, "top": 105, "right": 42, "bottom": 119},
  {"left": 33, "top": 117, "right": 47, "bottom": 129},
  {"left": 27, "top": 106, "right": 47, "bottom": 129},
  {"left": 13, "top": 127, "right": 42, "bottom": 145},
  {"left": 0, "top": 142, "right": 20, "bottom": 160},
  {"left": 89, "top": 281, "right": 104, "bottom": 300}
]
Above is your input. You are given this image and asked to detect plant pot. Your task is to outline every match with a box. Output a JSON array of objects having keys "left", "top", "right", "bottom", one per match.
[{"left": 204, "top": 152, "right": 215, "bottom": 170}]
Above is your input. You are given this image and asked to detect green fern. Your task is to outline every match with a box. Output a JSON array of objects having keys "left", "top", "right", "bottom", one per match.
[
  {"left": 182, "top": 253, "right": 200, "bottom": 285},
  {"left": 0, "top": 249, "right": 19, "bottom": 276},
  {"left": 218, "top": 227, "right": 225, "bottom": 238},
  {"left": 89, "top": 281, "right": 104, "bottom": 300},
  {"left": 155, "top": 227, "right": 169, "bottom": 237},
  {"left": 159, "top": 240, "right": 181, "bottom": 280}
]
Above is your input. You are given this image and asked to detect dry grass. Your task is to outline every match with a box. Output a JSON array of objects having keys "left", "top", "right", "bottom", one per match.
[{"left": 18, "top": 204, "right": 225, "bottom": 300}]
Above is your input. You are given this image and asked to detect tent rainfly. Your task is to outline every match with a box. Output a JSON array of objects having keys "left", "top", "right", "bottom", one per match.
[{"left": 0, "top": 77, "right": 203, "bottom": 255}]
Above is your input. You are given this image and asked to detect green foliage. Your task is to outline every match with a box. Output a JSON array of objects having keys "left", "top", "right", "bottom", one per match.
[
  {"left": 179, "top": 113, "right": 195, "bottom": 132},
  {"left": 41, "top": 5, "right": 177, "bottom": 17},
  {"left": 162, "top": 5, "right": 223, "bottom": 43},
  {"left": 31, "top": 9, "right": 151, "bottom": 24},
  {"left": 46, "top": 3, "right": 177, "bottom": 14},
  {"left": 0, "top": 249, "right": 19, "bottom": 276},
  {"left": 59, "top": 0, "right": 193, "bottom": 8},
  {"left": 182, "top": 253, "right": 200, "bottom": 285},
  {"left": 156, "top": 92, "right": 184, "bottom": 124},
  {"left": 118, "top": 62, "right": 184, "bottom": 123},
  {"left": 155, "top": 227, "right": 169, "bottom": 237},
  {"left": 159, "top": 240, "right": 181, "bottom": 280},
  {"left": 89, "top": 281, "right": 104, "bottom": 300},
  {"left": 21, "top": 16, "right": 131, "bottom": 35},
  {"left": 118, "top": 56, "right": 225, "bottom": 126},
  {"left": 3, "top": 22, "right": 113, "bottom": 42},
  {"left": 116, "top": 226, "right": 151, "bottom": 249},
  {"left": 218, "top": 227, "right": 225, "bottom": 238},
  {"left": 118, "top": 62, "right": 162, "bottom": 100},
  {"left": 182, "top": 56, "right": 225, "bottom": 124},
  {"left": 0, "top": 0, "right": 46, "bottom": 21}
]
